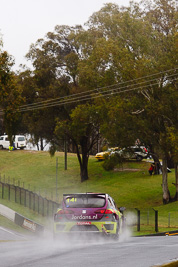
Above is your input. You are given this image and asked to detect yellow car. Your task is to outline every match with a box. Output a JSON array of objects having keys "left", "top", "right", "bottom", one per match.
[{"left": 95, "top": 147, "right": 119, "bottom": 161}]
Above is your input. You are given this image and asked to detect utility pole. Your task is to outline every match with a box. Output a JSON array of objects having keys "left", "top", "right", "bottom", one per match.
[
  {"left": 64, "top": 138, "right": 67, "bottom": 170},
  {"left": 56, "top": 157, "right": 58, "bottom": 200}
]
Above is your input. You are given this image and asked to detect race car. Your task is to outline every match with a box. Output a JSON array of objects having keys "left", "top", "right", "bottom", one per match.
[{"left": 53, "top": 193, "right": 125, "bottom": 240}]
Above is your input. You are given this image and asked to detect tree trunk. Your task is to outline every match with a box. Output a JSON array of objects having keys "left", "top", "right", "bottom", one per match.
[
  {"left": 167, "top": 154, "right": 174, "bottom": 168},
  {"left": 162, "top": 155, "right": 170, "bottom": 204},
  {"left": 36, "top": 143, "right": 39, "bottom": 150},
  {"left": 76, "top": 151, "right": 89, "bottom": 183},
  {"left": 75, "top": 139, "right": 89, "bottom": 183},
  {"left": 40, "top": 137, "right": 44, "bottom": 151},
  {"left": 80, "top": 154, "right": 89, "bottom": 182}
]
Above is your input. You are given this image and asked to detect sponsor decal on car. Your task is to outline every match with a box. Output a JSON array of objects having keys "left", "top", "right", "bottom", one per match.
[
  {"left": 77, "top": 222, "right": 91, "bottom": 225},
  {"left": 72, "top": 214, "right": 98, "bottom": 220}
]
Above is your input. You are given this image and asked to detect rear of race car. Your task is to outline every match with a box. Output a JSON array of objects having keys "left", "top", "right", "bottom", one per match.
[{"left": 53, "top": 193, "right": 123, "bottom": 239}]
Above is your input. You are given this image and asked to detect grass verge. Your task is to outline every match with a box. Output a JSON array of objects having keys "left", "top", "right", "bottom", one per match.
[{"left": 0, "top": 150, "right": 177, "bottom": 235}]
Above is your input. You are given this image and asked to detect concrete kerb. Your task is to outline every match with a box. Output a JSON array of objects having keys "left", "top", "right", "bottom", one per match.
[
  {"left": 152, "top": 259, "right": 178, "bottom": 267},
  {"left": 135, "top": 230, "right": 178, "bottom": 237}
]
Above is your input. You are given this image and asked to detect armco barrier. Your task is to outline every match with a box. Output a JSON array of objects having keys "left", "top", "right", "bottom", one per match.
[
  {"left": 0, "top": 204, "right": 44, "bottom": 234},
  {"left": 14, "top": 213, "right": 44, "bottom": 234}
]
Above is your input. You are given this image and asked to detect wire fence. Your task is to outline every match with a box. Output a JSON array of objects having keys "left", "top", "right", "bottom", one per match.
[
  {"left": 0, "top": 175, "right": 59, "bottom": 217},
  {"left": 126, "top": 208, "right": 178, "bottom": 233},
  {"left": 0, "top": 174, "right": 177, "bottom": 232}
]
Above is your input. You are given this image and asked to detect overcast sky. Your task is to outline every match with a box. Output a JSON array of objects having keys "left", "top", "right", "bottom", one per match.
[{"left": 0, "top": 0, "right": 140, "bottom": 70}]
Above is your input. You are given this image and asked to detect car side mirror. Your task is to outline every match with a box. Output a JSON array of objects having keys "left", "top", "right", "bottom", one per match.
[{"left": 119, "top": 207, "right": 126, "bottom": 213}]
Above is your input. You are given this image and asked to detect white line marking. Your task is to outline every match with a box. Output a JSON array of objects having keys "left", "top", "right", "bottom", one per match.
[{"left": 0, "top": 226, "right": 18, "bottom": 236}]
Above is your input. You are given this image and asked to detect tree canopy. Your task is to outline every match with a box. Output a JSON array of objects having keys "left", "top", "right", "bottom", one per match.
[{"left": 0, "top": 39, "right": 23, "bottom": 144}]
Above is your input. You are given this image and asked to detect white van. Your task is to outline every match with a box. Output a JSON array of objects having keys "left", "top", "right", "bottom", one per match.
[{"left": 0, "top": 135, "right": 26, "bottom": 150}]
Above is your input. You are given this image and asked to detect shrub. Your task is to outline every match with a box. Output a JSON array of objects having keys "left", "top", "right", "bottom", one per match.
[{"left": 102, "top": 154, "right": 123, "bottom": 171}]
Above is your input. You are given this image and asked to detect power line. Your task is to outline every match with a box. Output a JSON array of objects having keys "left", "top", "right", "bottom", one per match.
[
  {"left": 19, "top": 68, "right": 178, "bottom": 109},
  {"left": 0, "top": 68, "right": 177, "bottom": 115},
  {"left": 16, "top": 74, "right": 178, "bottom": 112},
  {"left": 15, "top": 77, "right": 178, "bottom": 112}
]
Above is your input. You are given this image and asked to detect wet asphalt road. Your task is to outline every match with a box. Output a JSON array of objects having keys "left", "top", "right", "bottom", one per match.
[{"left": 0, "top": 227, "right": 178, "bottom": 267}]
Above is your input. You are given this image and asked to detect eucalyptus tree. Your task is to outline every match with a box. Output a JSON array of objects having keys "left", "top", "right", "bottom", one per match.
[
  {"left": 20, "top": 25, "right": 81, "bottom": 149},
  {"left": 0, "top": 39, "right": 23, "bottom": 145},
  {"left": 55, "top": 103, "right": 100, "bottom": 182},
  {"left": 135, "top": 0, "right": 178, "bottom": 203},
  {"left": 87, "top": 0, "right": 178, "bottom": 203},
  {"left": 21, "top": 25, "right": 102, "bottom": 181}
]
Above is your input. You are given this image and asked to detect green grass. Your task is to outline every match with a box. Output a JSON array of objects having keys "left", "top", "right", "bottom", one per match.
[
  {"left": 0, "top": 150, "right": 177, "bottom": 235},
  {"left": 0, "top": 214, "right": 32, "bottom": 236}
]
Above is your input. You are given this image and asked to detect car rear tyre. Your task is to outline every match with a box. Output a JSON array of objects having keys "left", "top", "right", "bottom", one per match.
[
  {"left": 112, "top": 221, "right": 120, "bottom": 241},
  {"left": 0, "top": 145, "right": 3, "bottom": 150}
]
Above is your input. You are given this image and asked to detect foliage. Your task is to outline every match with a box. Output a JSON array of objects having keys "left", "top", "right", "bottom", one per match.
[
  {"left": 102, "top": 154, "right": 124, "bottom": 171},
  {"left": 0, "top": 43, "right": 23, "bottom": 144},
  {"left": 55, "top": 104, "right": 100, "bottom": 182},
  {"left": 90, "top": 0, "right": 178, "bottom": 203}
]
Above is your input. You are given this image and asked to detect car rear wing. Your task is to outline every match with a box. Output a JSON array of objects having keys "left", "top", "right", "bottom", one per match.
[{"left": 63, "top": 193, "right": 106, "bottom": 199}]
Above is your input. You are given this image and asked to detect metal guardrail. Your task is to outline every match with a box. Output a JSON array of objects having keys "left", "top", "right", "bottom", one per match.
[
  {"left": 0, "top": 204, "right": 44, "bottom": 234},
  {"left": 128, "top": 208, "right": 178, "bottom": 233}
]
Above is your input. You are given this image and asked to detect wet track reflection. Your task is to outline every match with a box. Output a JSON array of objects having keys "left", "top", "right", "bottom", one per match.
[{"left": 0, "top": 227, "right": 178, "bottom": 267}]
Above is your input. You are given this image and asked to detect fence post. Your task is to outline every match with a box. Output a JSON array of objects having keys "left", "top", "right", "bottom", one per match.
[
  {"left": 56, "top": 157, "right": 58, "bottom": 200},
  {"left": 147, "top": 210, "right": 149, "bottom": 225},
  {"left": 135, "top": 208, "right": 140, "bottom": 231},
  {"left": 64, "top": 138, "right": 67, "bottom": 170},
  {"left": 38, "top": 195, "right": 40, "bottom": 214},
  {"left": 47, "top": 199, "right": 49, "bottom": 217},
  {"left": 15, "top": 186, "right": 17, "bottom": 203},
  {"left": 8, "top": 184, "right": 10, "bottom": 200},
  {"left": 42, "top": 198, "right": 44, "bottom": 216},
  {"left": 52, "top": 202, "right": 54, "bottom": 216},
  {"left": 153, "top": 208, "right": 158, "bottom": 232},
  {"left": 2, "top": 183, "right": 4, "bottom": 199},
  {"left": 29, "top": 192, "right": 31, "bottom": 209},
  {"left": 24, "top": 189, "right": 26, "bottom": 207},
  {"left": 168, "top": 213, "right": 170, "bottom": 228},
  {"left": 20, "top": 187, "right": 21, "bottom": 204}
]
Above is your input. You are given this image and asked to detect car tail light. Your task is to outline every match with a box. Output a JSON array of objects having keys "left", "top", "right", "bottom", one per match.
[
  {"left": 57, "top": 209, "right": 74, "bottom": 214},
  {"left": 105, "top": 209, "right": 113, "bottom": 214},
  {"left": 95, "top": 209, "right": 113, "bottom": 214},
  {"left": 95, "top": 209, "right": 105, "bottom": 214}
]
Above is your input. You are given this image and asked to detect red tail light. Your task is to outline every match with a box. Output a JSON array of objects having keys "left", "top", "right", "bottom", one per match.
[
  {"left": 57, "top": 209, "right": 74, "bottom": 214},
  {"left": 105, "top": 209, "right": 113, "bottom": 214},
  {"left": 95, "top": 209, "right": 113, "bottom": 214},
  {"left": 95, "top": 209, "right": 105, "bottom": 214}
]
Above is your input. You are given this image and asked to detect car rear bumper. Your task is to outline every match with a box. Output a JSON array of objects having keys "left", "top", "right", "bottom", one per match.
[
  {"left": 54, "top": 221, "right": 118, "bottom": 235},
  {"left": 95, "top": 156, "right": 104, "bottom": 160}
]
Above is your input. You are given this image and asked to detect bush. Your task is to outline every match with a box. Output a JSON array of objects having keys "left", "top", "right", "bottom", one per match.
[{"left": 102, "top": 154, "right": 123, "bottom": 171}]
